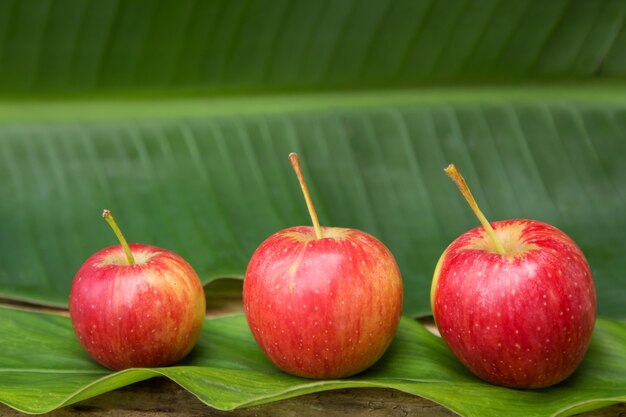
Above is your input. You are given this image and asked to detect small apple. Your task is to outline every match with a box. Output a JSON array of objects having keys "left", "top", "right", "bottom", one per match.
[
  {"left": 243, "top": 153, "right": 403, "bottom": 379},
  {"left": 69, "top": 210, "right": 206, "bottom": 370},
  {"left": 431, "top": 164, "right": 596, "bottom": 388}
]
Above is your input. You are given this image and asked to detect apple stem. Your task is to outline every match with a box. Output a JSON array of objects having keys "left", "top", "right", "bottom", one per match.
[
  {"left": 289, "top": 152, "right": 323, "bottom": 239},
  {"left": 444, "top": 164, "right": 506, "bottom": 255},
  {"left": 102, "top": 209, "right": 136, "bottom": 265}
]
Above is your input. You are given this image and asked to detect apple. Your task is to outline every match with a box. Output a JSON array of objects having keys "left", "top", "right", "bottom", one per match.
[
  {"left": 431, "top": 164, "right": 596, "bottom": 388},
  {"left": 243, "top": 153, "right": 403, "bottom": 379},
  {"left": 69, "top": 210, "right": 206, "bottom": 370}
]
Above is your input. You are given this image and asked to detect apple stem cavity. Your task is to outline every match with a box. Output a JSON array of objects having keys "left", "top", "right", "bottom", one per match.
[
  {"left": 289, "top": 152, "right": 323, "bottom": 239},
  {"left": 444, "top": 164, "right": 506, "bottom": 256},
  {"left": 102, "top": 209, "right": 136, "bottom": 265}
]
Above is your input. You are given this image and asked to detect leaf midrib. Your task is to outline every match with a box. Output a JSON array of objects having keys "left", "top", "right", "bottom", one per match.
[{"left": 3, "top": 82, "right": 626, "bottom": 124}]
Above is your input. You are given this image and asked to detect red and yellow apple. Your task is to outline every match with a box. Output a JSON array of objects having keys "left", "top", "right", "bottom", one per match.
[
  {"left": 431, "top": 164, "right": 596, "bottom": 388},
  {"left": 69, "top": 210, "right": 206, "bottom": 370},
  {"left": 243, "top": 153, "right": 403, "bottom": 379}
]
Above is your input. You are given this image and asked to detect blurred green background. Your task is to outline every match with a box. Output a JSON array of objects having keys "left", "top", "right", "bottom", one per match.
[{"left": 0, "top": 0, "right": 625, "bottom": 318}]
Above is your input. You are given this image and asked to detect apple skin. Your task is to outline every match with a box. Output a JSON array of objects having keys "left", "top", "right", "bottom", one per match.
[
  {"left": 243, "top": 226, "right": 403, "bottom": 379},
  {"left": 431, "top": 219, "right": 596, "bottom": 389},
  {"left": 69, "top": 243, "right": 206, "bottom": 370}
]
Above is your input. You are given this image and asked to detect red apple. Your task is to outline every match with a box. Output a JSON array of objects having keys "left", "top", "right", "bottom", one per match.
[
  {"left": 431, "top": 164, "right": 596, "bottom": 388},
  {"left": 69, "top": 210, "right": 206, "bottom": 370},
  {"left": 243, "top": 153, "right": 403, "bottom": 379}
]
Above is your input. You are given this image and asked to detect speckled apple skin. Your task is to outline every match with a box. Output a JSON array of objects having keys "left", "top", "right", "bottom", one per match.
[
  {"left": 243, "top": 226, "right": 403, "bottom": 379},
  {"left": 69, "top": 244, "right": 206, "bottom": 370},
  {"left": 432, "top": 219, "right": 596, "bottom": 388}
]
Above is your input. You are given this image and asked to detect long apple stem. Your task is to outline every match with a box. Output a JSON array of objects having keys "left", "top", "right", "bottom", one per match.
[
  {"left": 102, "top": 209, "right": 135, "bottom": 265},
  {"left": 289, "top": 152, "right": 323, "bottom": 239},
  {"left": 444, "top": 164, "right": 506, "bottom": 255}
]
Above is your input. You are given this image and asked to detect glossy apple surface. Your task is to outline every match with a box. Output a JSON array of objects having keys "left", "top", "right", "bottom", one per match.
[
  {"left": 243, "top": 226, "right": 403, "bottom": 379},
  {"left": 69, "top": 243, "right": 206, "bottom": 370},
  {"left": 432, "top": 219, "right": 596, "bottom": 388}
]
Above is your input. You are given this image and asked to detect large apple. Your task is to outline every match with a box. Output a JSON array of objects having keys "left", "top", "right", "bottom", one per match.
[
  {"left": 69, "top": 210, "right": 206, "bottom": 370},
  {"left": 431, "top": 164, "right": 596, "bottom": 388},
  {"left": 243, "top": 153, "right": 403, "bottom": 379}
]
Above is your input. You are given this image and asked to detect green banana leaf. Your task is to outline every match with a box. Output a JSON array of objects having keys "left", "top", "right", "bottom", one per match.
[
  {"left": 1, "top": 0, "right": 625, "bottom": 93},
  {"left": 0, "top": 306, "right": 624, "bottom": 416},
  {"left": 1, "top": 91, "right": 626, "bottom": 318}
]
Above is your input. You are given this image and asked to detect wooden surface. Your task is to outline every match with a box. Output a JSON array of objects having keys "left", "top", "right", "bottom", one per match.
[{"left": 1, "top": 280, "right": 624, "bottom": 417}]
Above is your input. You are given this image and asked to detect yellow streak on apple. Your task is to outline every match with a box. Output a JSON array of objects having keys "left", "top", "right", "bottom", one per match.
[
  {"left": 464, "top": 222, "right": 540, "bottom": 256},
  {"left": 432, "top": 164, "right": 514, "bottom": 309},
  {"left": 285, "top": 152, "right": 326, "bottom": 285}
]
